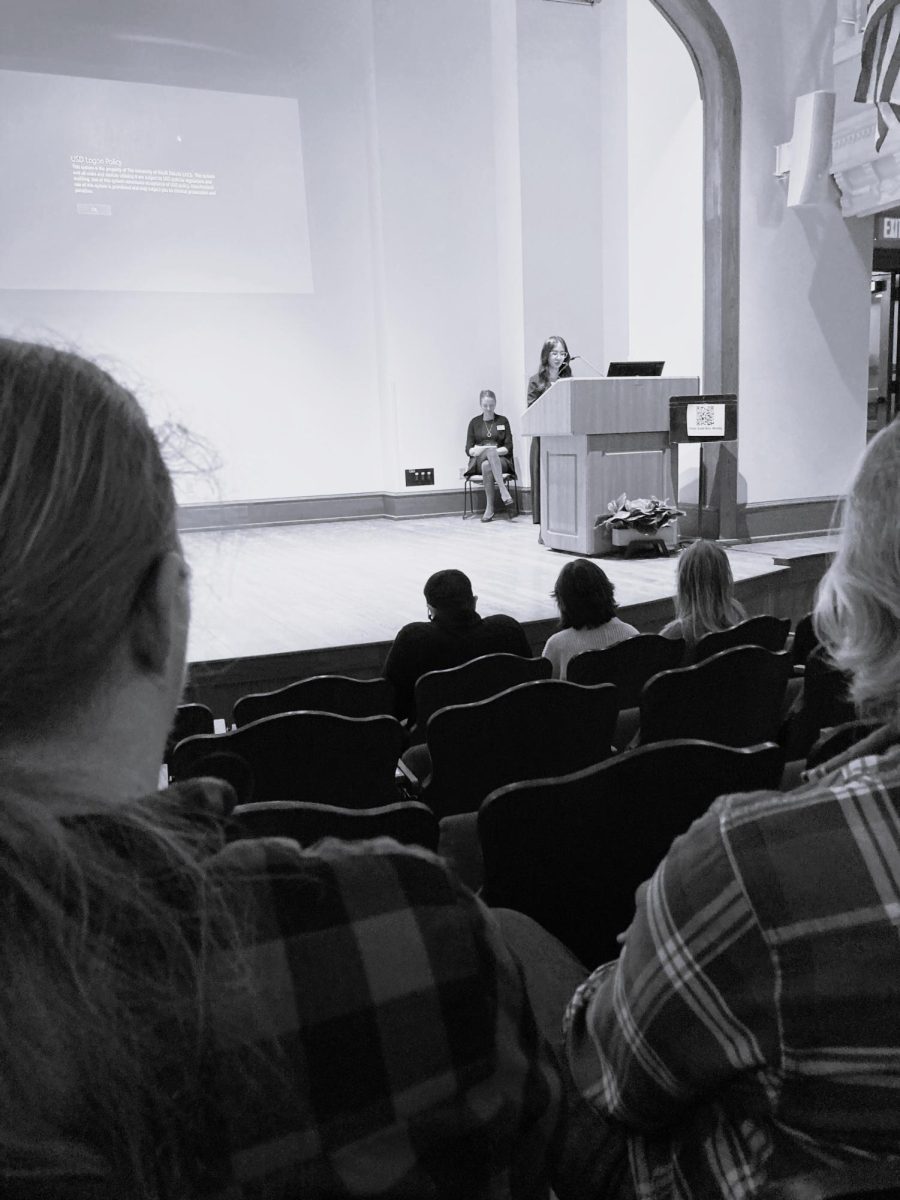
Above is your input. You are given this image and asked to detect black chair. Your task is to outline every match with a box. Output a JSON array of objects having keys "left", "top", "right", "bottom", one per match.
[
  {"left": 232, "top": 675, "right": 396, "bottom": 727},
  {"left": 462, "top": 456, "right": 520, "bottom": 518},
  {"left": 790, "top": 611, "right": 820, "bottom": 668},
  {"left": 229, "top": 799, "right": 440, "bottom": 851},
  {"left": 805, "top": 718, "right": 884, "bottom": 771},
  {"left": 780, "top": 645, "right": 856, "bottom": 760},
  {"left": 639, "top": 645, "right": 792, "bottom": 748},
  {"left": 567, "top": 634, "right": 686, "bottom": 707},
  {"left": 694, "top": 614, "right": 791, "bottom": 662},
  {"left": 169, "top": 711, "right": 405, "bottom": 808},
  {"left": 479, "top": 739, "right": 784, "bottom": 967},
  {"left": 164, "top": 702, "right": 215, "bottom": 763},
  {"left": 414, "top": 652, "right": 550, "bottom": 735},
  {"left": 419, "top": 679, "right": 619, "bottom": 819}
]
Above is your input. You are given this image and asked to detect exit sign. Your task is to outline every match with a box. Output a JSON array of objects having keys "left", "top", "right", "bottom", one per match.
[{"left": 884, "top": 217, "right": 900, "bottom": 240}]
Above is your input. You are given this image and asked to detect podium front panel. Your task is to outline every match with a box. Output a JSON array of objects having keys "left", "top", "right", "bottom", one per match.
[{"left": 547, "top": 452, "right": 578, "bottom": 535}]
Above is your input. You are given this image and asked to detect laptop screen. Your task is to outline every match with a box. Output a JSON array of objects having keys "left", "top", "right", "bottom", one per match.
[{"left": 607, "top": 361, "right": 665, "bottom": 377}]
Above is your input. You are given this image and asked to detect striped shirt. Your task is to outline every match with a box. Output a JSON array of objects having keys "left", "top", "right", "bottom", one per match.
[{"left": 564, "top": 746, "right": 900, "bottom": 1198}]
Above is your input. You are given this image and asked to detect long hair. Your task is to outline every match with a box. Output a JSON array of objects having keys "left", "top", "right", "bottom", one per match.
[
  {"left": 816, "top": 421, "right": 900, "bottom": 721},
  {"left": 674, "top": 540, "right": 746, "bottom": 644},
  {"left": 0, "top": 341, "right": 252, "bottom": 1196},
  {"left": 553, "top": 558, "right": 617, "bottom": 630},
  {"left": 535, "top": 335, "right": 572, "bottom": 394},
  {"left": 0, "top": 340, "right": 175, "bottom": 734}
]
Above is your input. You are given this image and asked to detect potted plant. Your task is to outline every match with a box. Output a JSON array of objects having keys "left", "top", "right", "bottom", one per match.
[{"left": 598, "top": 494, "right": 685, "bottom": 551}]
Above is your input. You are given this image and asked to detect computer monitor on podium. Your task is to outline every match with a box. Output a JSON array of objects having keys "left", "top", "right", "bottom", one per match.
[{"left": 607, "top": 361, "right": 665, "bottom": 377}]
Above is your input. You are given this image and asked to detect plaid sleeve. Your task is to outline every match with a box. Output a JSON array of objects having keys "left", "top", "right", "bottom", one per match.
[
  {"left": 202, "top": 836, "right": 562, "bottom": 1199},
  {"left": 563, "top": 804, "right": 779, "bottom": 1131}
]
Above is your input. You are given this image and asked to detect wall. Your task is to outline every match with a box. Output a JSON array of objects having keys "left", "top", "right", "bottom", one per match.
[
  {"left": 0, "top": 0, "right": 390, "bottom": 502},
  {"left": 627, "top": 0, "right": 703, "bottom": 376},
  {"left": 708, "top": 0, "right": 872, "bottom": 505},
  {"left": 516, "top": 0, "right": 609, "bottom": 384},
  {"left": 0, "top": 0, "right": 870, "bottom": 514}
]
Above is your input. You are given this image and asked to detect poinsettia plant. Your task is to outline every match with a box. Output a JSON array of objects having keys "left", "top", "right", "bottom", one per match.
[{"left": 599, "top": 494, "right": 685, "bottom": 532}]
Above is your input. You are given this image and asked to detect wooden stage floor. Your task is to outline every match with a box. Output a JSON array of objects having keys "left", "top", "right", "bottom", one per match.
[{"left": 180, "top": 516, "right": 838, "bottom": 717}]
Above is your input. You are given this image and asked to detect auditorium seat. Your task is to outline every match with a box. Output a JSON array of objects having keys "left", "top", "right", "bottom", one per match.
[
  {"left": 416, "top": 678, "right": 618, "bottom": 819},
  {"left": 229, "top": 799, "right": 439, "bottom": 851},
  {"left": 413, "top": 652, "right": 550, "bottom": 737},
  {"left": 790, "top": 611, "right": 819, "bottom": 668},
  {"left": 168, "top": 711, "right": 405, "bottom": 808},
  {"left": 779, "top": 645, "right": 857, "bottom": 760},
  {"left": 566, "top": 633, "right": 685, "bottom": 706},
  {"left": 693, "top": 614, "right": 790, "bottom": 662},
  {"left": 639, "top": 645, "right": 792, "bottom": 748},
  {"left": 164, "top": 702, "right": 215, "bottom": 764},
  {"left": 478, "top": 739, "right": 784, "bottom": 967},
  {"left": 805, "top": 718, "right": 883, "bottom": 772},
  {"left": 232, "top": 674, "right": 396, "bottom": 727}
]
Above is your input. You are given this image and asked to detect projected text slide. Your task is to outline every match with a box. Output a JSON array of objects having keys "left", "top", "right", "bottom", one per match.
[{"left": 0, "top": 70, "right": 314, "bottom": 293}]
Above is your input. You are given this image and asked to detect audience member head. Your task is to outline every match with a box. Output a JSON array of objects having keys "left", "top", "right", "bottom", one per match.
[
  {"left": 816, "top": 420, "right": 900, "bottom": 721},
  {"left": 674, "top": 539, "right": 744, "bottom": 643},
  {"left": 479, "top": 388, "right": 497, "bottom": 418},
  {"left": 0, "top": 337, "right": 187, "bottom": 767},
  {"left": 538, "top": 335, "right": 571, "bottom": 385},
  {"left": 424, "top": 568, "right": 477, "bottom": 618},
  {"left": 552, "top": 558, "right": 617, "bottom": 630},
  {"left": 0, "top": 339, "right": 238, "bottom": 1196}
]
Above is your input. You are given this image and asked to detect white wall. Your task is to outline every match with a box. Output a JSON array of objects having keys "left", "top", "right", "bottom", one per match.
[
  {"left": 627, "top": 0, "right": 703, "bottom": 376},
  {"left": 0, "top": 1, "right": 390, "bottom": 502},
  {"left": 709, "top": 0, "right": 872, "bottom": 504},
  {"left": 516, "top": 0, "right": 609, "bottom": 382},
  {"left": 0, "top": 0, "right": 871, "bottom": 512}
]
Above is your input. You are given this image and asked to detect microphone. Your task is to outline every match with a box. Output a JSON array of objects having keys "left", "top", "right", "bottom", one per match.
[{"left": 569, "top": 352, "right": 606, "bottom": 376}]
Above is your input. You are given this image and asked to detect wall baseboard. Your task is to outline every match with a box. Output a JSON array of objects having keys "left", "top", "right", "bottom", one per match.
[
  {"left": 739, "top": 496, "right": 841, "bottom": 541},
  {"left": 176, "top": 488, "right": 533, "bottom": 530},
  {"left": 177, "top": 490, "right": 840, "bottom": 539}
]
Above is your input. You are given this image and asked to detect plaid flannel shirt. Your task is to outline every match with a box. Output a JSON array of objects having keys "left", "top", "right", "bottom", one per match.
[
  {"left": 564, "top": 746, "right": 900, "bottom": 1200},
  {"left": 199, "top": 836, "right": 565, "bottom": 1198}
]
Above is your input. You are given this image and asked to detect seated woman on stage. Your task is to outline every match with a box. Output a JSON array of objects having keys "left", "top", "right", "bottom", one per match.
[
  {"left": 0, "top": 339, "right": 593, "bottom": 1200},
  {"left": 465, "top": 389, "right": 516, "bottom": 522},
  {"left": 659, "top": 539, "right": 746, "bottom": 661},
  {"left": 542, "top": 558, "right": 639, "bottom": 679}
]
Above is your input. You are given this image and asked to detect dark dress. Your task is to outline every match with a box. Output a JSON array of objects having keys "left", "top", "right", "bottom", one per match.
[
  {"left": 464, "top": 413, "right": 516, "bottom": 478},
  {"left": 526, "top": 367, "right": 571, "bottom": 524}
]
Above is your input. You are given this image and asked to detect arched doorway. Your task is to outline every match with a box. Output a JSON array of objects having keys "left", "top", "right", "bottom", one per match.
[{"left": 649, "top": 0, "right": 741, "bottom": 395}]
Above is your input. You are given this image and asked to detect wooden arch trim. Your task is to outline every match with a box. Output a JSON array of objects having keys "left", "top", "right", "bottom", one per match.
[{"left": 648, "top": 0, "right": 741, "bottom": 394}]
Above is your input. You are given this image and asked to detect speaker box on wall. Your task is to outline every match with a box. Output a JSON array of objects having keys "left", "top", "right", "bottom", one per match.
[{"left": 787, "top": 90, "right": 837, "bottom": 208}]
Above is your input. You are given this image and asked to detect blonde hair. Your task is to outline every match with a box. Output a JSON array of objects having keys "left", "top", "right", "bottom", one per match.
[
  {"left": 816, "top": 421, "right": 900, "bottom": 720},
  {"left": 674, "top": 540, "right": 746, "bottom": 644},
  {"left": 0, "top": 341, "right": 257, "bottom": 1194}
]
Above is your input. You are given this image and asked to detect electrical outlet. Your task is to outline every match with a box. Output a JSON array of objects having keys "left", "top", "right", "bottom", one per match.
[{"left": 405, "top": 467, "right": 434, "bottom": 486}]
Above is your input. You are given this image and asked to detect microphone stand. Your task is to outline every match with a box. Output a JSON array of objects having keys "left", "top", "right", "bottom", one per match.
[{"left": 569, "top": 353, "right": 606, "bottom": 376}]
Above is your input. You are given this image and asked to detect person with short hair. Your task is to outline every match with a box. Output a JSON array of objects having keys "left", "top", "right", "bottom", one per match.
[
  {"left": 562, "top": 420, "right": 900, "bottom": 1197},
  {"left": 0, "top": 339, "right": 592, "bottom": 1200},
  {"left": 384, "top": 568, "right": 531, "bottom": 723},
  {"left": 542, "top": 559, "right": 638, "bottom": 679},
  {"left": 465, "top": 388, "right": 516, "bottom": 521},
  {"left": 659, "top": 538, "right": 746, "bottom": 660}
]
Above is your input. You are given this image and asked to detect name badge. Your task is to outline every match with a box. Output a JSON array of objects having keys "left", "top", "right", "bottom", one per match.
[{"left": 497, "top": 424, "right": 506, "bottom": 431}]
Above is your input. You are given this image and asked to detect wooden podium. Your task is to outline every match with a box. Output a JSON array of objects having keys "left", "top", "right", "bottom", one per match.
[{"left": 520, "top": 376, "right": 699, "bottom": 554}]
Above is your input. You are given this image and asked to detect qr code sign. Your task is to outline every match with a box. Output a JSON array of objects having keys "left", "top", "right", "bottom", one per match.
[{"left": 686, "top": 402, "right": 725, "bottom": 438}]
